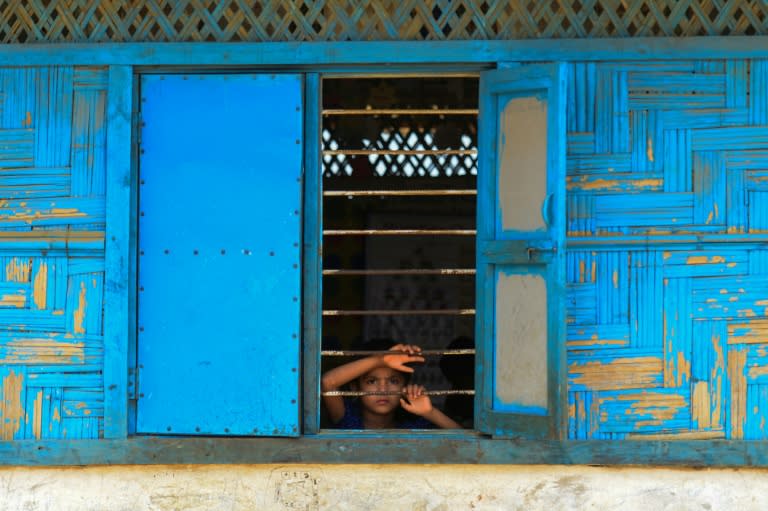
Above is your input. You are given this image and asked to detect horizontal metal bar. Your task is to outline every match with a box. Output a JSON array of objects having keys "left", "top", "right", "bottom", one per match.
[
  {"left": 323, "top": 268, "right": 475, "bottom": 276},
  {"left": 323, "top": 309, "right": 475, "bottom": 316},
  {"left": 322, "top": 109, "right": 478, "bottom": 115},
  {"left": 322, "top": 390, "right": 475, "bottom": 397},
  {"left": 321, "top": 349, "right": 475, "bottom": 356},
  {"left": 323, "top": 229, "right": 476, "bottom": 236},
  {"left": 322, "top": 72, "right": 482, "bottom": 79},
  {"left": 322, "top": 149, "right": 477, "bottom": 156},
  {"left": 323, "top": 189, "right": 476, "bottom": 197}
]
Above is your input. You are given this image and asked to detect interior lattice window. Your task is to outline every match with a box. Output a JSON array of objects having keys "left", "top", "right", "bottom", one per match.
[{"left": 320, "top": 76, "right": 478, "bottom": 429}]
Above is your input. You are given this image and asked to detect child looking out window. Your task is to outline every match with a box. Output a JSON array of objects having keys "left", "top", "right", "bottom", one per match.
[{"left": 321, "top": 343, "right": 461, "bottom": 429}]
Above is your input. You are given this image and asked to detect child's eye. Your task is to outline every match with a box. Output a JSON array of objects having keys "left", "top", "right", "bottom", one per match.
[
  {"left": 365, "top": 378, "right": 376, "bottom": 385},
  {"left": 389, "top": 377, "right": 402, "bottom": 385}
]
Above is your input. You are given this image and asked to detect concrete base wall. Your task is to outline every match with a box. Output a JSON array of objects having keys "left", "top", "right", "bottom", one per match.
[{"left": 2, "top": 464, "right": 768, "bottom": 510}]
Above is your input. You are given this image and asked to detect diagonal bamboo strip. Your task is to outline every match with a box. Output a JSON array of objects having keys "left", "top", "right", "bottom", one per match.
[{"left": 3, "top": 1, "right": 767, "bottom": 43}]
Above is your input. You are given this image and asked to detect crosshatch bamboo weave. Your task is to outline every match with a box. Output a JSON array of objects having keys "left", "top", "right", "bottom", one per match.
[{"left": 0, "top": 0, "right": 767, "bottom": 43}]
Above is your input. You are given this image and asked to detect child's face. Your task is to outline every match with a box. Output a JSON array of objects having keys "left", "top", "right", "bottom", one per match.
[{"left": 358, "top": 367, "right": 406, "bottom": 416}]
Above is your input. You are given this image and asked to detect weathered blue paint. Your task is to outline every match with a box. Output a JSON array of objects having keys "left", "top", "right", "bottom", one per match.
[
  {"left": 0, "top": 65, "right": 107, "bottom": 442},
  {"left": 301, "top": 73, "right": 322, "bottom": 435},
  {"left": 476, "top": 64, "right": 567, "bottom": 439},
  {"left": 3, "top": 38, "right": 768, "bottom": 66},
  {"left": 564, "top": 58, "right": 768, "bottom": 441},
  {"left": 135, "top": 74, "right": 303, "bottom": 437},
  {"left": 7, "top": 435, "right": 768, "bottom": 466},
  {"left": 103, "top": 65, "right": 133, "bottom": 439}
]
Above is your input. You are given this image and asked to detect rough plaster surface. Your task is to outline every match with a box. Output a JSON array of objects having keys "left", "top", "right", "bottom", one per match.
[{"left": 1, "top": 464, "right": 767, "bottom": 511}]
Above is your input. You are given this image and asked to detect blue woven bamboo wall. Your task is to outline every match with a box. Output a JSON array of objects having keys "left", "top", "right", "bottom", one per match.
[
  {"left": 566, "top": 59, "right": 768, "bottom": 439},
  {"left": 0, "top": 67, "right": 106, "bottom": 440}
]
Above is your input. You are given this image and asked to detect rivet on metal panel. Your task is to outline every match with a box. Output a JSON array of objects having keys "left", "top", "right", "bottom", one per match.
[
  {"left": 140, "top": 250, "right": 145, "bottom": 256},
  {"left": 140, "top": 211, "right": 145, "bottom": 216},
  {"left": 140, "top": 180, "right": 145, "bottom": 185},
  {"left": 293, "top": 242, "right": 298, "bottom": 248},
  {"left": 291, "top": 399, "right": 296, "bottom": 404},
  {"left": 193, "top": 250, "right": 198, "bottom": 255},
  {"left": 141, "top": 97, "right": 146, "bottom": 103},
  {"left": 139, "top": 286, "right": 144, "bottom": 292},
  {"left": 160, "top": 76, "right": 165, "bottom": 80},
  {"left": 296, "top": 177, "right": 301, "bottom": 182},
  {"left": 139, "top": 393, "right": 144, "bottom": 398},
  {"left": 195, "top": 427, "right": 200, "bottom": 432},
  {"left": 292, "top": 427, "right": 298, "bottom": 432},
  {"left": 292, "top": 333, "right": 297, "bottom": 339},
  {"left": 273, "top": 428, "right": 279, "bottom": 434},
  {"left": 271, "top": 75, "right": 276, "bottom": 79},
  {"left": 139, "top": 326, "right": 144, "bottom": 332},
  {"left": 243, "top": 249, "right": 251, "bottom": 255},
  {"left": 291, "top": 367, "right": 297, "bottom": 372},
  {"left": 294, "top": 210, "right": 299, "bottom": 215},
  {"left": 140, "top": 122, "right": 146, "bottom": 127},
  {"left": 293, "top": 263, "right": 298, "bottom": 269},
  {"left": 111, "top": 236, "right": 116, "bottom": 241},
  {"left": 292, "top": 297, "right": 297, "bottom": 302},
  {"left": 164, "top": 249, "right": 170, "bottom": 254},
  {"left": 224, "top": 428, "right": 230, "bottom": 433},
  {"left": 220, "top": 249, "right": 226, "bottom": 255},
  {"left": 269, "top": 251, "right": 275, "bottom": 256},
  {"left": 166, "top": 426, "right": 171, "bottom": 431},
  {"left": 295, "top": 139, "right": 300, "bottom": 145},
  {"left": 182, "top": 76, "right": 188, "bottom": 80},
  {"left": 140, "top": 149, "right": 145, "bottom": 154}
]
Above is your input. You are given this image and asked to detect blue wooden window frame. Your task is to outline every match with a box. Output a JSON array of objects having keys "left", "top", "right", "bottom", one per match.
[{"left": 1, "top": 39, "right": 768, "bottom": 466}]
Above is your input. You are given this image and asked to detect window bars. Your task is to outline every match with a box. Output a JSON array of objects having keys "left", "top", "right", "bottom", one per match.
[{"left": 320, "top": 77, "right": 478, "bottom": 415}]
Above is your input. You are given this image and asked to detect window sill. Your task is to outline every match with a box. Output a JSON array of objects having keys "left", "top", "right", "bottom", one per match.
[{"left": 3, "top": 436, "right": 768, "bottom": 467}]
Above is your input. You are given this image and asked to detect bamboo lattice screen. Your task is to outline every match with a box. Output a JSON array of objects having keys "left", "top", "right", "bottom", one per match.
[{"left": 0, "top": 0, "right": 766, "bottom": 43}]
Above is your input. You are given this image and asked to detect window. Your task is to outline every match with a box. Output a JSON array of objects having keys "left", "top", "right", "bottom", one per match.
[
  {"left": 130, "top": 66, "right": 566, "bottom": 441},
  {"left": 303, "top": 66, "right": 567, "bottom": 437},
  {"left": 319, "top": 76, "right": 479, "bottom": 430}
]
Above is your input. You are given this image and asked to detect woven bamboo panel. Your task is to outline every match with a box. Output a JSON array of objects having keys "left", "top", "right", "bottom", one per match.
[
  {"left": 0, "top": 66, "right": 106, "bottom": 440},
  {"left": 0, "top": 0, "right": 767, "bottom": 43},
  {"left": 566, "top": 59, "right": 768, "bottom": 440}
]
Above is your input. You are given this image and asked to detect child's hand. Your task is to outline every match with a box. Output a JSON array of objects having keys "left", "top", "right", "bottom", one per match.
[
  {"left": 400, "top": 384, "right": 433, "bottom": 417},
  {"left": 381, "top": 344, "right": 424, "bottom": 373}
]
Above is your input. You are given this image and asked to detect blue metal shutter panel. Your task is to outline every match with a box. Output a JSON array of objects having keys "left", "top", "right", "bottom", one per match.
[{"left": 137, "top": 74, "right": 303, "bottom": 436}]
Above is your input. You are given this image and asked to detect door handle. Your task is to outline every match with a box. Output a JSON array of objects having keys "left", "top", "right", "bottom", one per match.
[{"left": 541, "top": 193, "right": 554, "bottom": 228}]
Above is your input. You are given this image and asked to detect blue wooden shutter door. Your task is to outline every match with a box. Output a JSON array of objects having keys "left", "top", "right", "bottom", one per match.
[
  {"left": 477, "top": 64, "right": 567, "bottom": 439},
  {"left": 137, "top": 74, "right": 303, "bottom": 436}
]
